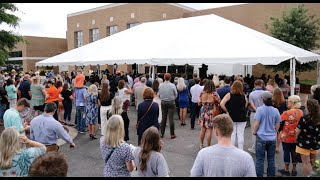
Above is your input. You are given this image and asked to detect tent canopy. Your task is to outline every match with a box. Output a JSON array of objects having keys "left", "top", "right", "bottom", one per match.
[{"left": 36, "top": 14, "right": 320, "bottom": 67}]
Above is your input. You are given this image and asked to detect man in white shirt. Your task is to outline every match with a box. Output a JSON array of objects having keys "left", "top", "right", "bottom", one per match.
[
  {"left": 134, "top": 77, "right": 147, "bottom": 110},
  {"left": 191, "top": 114, "right": 256, "bottom": 177},
  {"left": 190, "top": 78, "right": 203, "bottom": 129}
]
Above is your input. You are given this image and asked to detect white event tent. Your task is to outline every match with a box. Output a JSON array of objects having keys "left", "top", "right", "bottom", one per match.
[{"left": 36, "top": 14, "right": 320, "bottom": 95}]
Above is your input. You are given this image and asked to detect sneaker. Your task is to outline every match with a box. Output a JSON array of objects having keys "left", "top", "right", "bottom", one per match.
[
  {"left": 171, "top": 134, "right": 177, "bottom": 139},
  {"left": 248, "top": 148, "right": 256, "bottom": 154},
  {"left": 291, "top": 170, "right": 297, "bottom": 176},
  {"left": 78, "top": 131, "right": 85, "bottom": 134},
  {"left": 199, "top": 144, "right": 204, "bottom": 150},
  {"left": 278, "top": 169, "right": 290, "bottom": 176}
]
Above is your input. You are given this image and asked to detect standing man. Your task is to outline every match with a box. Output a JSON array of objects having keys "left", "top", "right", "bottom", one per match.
[
  {"left": 18, "top": 74, "right": 31, "bottom": 100},
  {"left": 191, "top": 114, "right": 256, "bottom": 177},
  {"left": 158, "top": 73, "right": 177, "bottom": 139},
  {"left": 30, "top": 102, "right": 75, "bottom": 152},
  {"left": 45, "top": 80, "right": 59, "bottom": 121},
  {"left": 3, "top": 98, "right": 30, "bottom": 134},
  {"left": 248, "top": 79, "right": 265, "bottom": 154},
  {"left": 134, "top": 77, "right": 147, "bottom": 110},
  {"left": 252, "top": 91, "right": 281, "bottom": 177},
  {"left": 74, "top": 81, "right": 87, "bottom": 134},
  {"left": 190, "top": 78, "right": 203, "bottom": 129},
  {"left": 47, "top": 69, "right": 55, "bottom": 79},
  {"left": 217, "top": 76, "right": 232, "bottom": 100}
]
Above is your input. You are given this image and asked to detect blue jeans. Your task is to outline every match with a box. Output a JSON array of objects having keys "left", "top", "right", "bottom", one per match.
[
  {"left": 256, "top": 136, "right": 276, "bottom": 177},
  {"left": 282, "top": 142, "right": 298, "bottom": 164},
  {"left": 190, "top": 102, "right": 200, "bottom": 128},
  {"left": 76, "top": 106, "right": 86, "bottom": 132},
  {"left": 0, "top": 103, "right": 7, "bottom": 122}
]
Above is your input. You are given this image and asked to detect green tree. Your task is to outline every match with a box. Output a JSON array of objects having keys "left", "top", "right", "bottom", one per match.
[
  {"left": 265, "top": 4, "right": 320, "bottom": 73},
  {"left": 0, "top": 3, "right": 24, "bottom": 65}
]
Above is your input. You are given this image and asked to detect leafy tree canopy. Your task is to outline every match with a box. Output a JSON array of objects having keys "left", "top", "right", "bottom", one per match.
[
  {"left": 265, "top": 4, "right": 320, "bottom": 73},
  {"left": 0, "top": 3, "right": 24, "bottom": 65}
]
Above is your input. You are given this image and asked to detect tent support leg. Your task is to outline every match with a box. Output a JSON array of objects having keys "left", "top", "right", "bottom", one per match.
[
  {"left": 290, "top": 58, "right": 296, "bottom": 96},
  {"left": 166, "top": 65, "right": 168, "bottom": 73},
  {"left": 152, "top": 65, "right": 155, "bottom": 81},
  {"left": 317, "top": 60, "right": 320, "bottom": 84}
]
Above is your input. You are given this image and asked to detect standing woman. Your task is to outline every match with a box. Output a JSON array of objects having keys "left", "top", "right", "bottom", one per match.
[
  {"left": 137, "top": 87, "right": 159, "bottom": 145},
  {"left": 118, "top": 80, "right": 132, "bottom": 142},
  {"left": 176, "top": 77, "right": 189, "bottom": 126},
  {"left": 132, "top": 127, "right": 169, "bottom": 177},
  {"left": 86, "top": 84, "right": 99, "bottom": 139},
  {"left": 100, "top": 115, "right": 134, "bottom": 177},
  {"left": 220, "top": 80, "right": 248, "bottom": 150},
  {"left": 152, "top": 79, "right": 162, "bottom": 124},
  {"left": 60, "top": 83, "right": 74, "bottom": 126},
  {"left": 276, "top": 95, "right": 303, "bottom": 176},
  {"left": 101, "top": 74, "right": 110, "bottom": 86},
  {"left": 198, "top": 80, "right": 221, "bottom": 149},
  {"left": 99, "top": 83, "right": 114, "bottom": 134},
  {"left": 272, "top": 87, "right": 287, "bottom": 115},
  {"left": 29, "top": 76, "right": 46, "bottom": 116},
  {"left": 5, "top": 78, "right": 17, "bottom": 108},
  {"left": 295, "top": 99, "right": 320, "bottom": 177},
  {"left": 0, "top": 127, "right": 46, "bottom": 177}
]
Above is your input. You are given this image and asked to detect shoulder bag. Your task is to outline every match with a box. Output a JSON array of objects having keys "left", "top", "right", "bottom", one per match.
[{"left": 105, "top": 147, "right": 116, "bottom": 164}]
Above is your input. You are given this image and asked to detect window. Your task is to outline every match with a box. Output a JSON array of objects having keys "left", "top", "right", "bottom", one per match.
[
  {"left": 107, "top": 25, "right": 118, "bottom": 36},
  {"left": 9, "top": 51, "right": 22, "bottom": 58},
  {"left": 127, "top": 22, "right": 140, "bottom": 29},
  {"left": 74, "top": 31, "right": 83, "bottom": 48},
  {"left": 89, "top": 28, "right": 99, "bottom": 42}
]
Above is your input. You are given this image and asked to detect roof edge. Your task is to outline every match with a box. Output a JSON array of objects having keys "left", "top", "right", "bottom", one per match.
[
  {"left": 67, "top": 3, "right": 195, "bottom": 18},
  {"left": 67, "top": 3, "right": 128, "bottom": 17}
]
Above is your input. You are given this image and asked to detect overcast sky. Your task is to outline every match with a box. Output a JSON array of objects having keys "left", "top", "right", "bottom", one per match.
[{"left": 3, "top": 3, "right": 246, "bottom": 38}]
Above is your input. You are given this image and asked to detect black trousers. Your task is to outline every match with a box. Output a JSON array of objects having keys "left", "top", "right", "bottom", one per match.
[{"left": 121, "top": 111, "right": 130, "bottom": 141}]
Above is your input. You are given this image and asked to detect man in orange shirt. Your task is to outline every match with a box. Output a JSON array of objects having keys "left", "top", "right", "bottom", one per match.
[{"left": 45, "top": 80, "right": 60, "bottom": 121}]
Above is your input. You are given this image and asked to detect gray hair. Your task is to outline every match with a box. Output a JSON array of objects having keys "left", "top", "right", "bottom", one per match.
[
  {"left": 311, "top": 85, "right": 319, "bottom": 94},
  {"left": 288, "top": 95, "right": 301, "bottom": 109}
]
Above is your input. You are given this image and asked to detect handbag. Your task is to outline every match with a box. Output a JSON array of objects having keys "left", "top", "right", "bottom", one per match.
[{"left": 136, "top": 102, "right": 154, "bottom": 130}]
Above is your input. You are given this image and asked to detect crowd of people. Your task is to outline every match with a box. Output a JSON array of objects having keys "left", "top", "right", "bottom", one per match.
[{"left": 0, "top": 68, "right": 320, "bottom": 177}]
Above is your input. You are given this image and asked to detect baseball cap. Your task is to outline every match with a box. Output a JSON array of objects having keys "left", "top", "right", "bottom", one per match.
[{"left": 261, "top": 91, "right": 272, "bottom": 101}]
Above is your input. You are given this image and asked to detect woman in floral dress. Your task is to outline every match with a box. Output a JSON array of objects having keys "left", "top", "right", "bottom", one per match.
[
  {"left": 198, "top": 80, "right": 221, "bottom": 149},
  {"left": 86, "top": 84, "right": 99, "bottom": 140}
]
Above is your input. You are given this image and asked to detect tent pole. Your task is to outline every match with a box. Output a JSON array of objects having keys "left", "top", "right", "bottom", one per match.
[
  {"left": 152, "top": 65, "right": 155, "bottom": 80},
  {"left": 290, "top": 58, "right": 295, "bottom": 96},
  {"left": 166, "top": 65, "right": 168, "bottom": 73},
  {"left": 293, "top": 59, "right": 296, "bottom": 95},
  {"left": 317, "top": 60, "right": 320, "bottom": 84}
]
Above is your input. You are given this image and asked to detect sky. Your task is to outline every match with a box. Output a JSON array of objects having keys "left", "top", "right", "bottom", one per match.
[{"left": 2, "top": 3, "right": 246, "bottom": 38}]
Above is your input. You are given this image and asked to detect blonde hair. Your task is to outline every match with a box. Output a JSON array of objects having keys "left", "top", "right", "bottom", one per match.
[
  {"left": 0, "top": 128, "right": 22, "bottom": 169},
  {"left": 103, "top": 115, "right": 125, "bottom": 148},
  {"left": 212, "top": 75, "right": 220, "bottom": 87},
  {"left": 31, "top": 76, "right": 40, "bottom": 85},
  {"left": 88, "top": 84, "right": 98, "bottom": 96},
  {"left": 111, "top": 96, "right": 123, "bottom": 115},
  {"left": 156, "top": 78, "right": 163, "bottom": 84},
  {"left": 177, "top": 77, "right": 186, "bottom": 92},
  {"left": 288, "top": 95, "right": 301, "bottom": 109}
]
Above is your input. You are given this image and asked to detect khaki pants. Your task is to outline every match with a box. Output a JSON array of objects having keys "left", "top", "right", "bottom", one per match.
[{"left": 46, "top": 144, "right": 59, "bottom": 152}]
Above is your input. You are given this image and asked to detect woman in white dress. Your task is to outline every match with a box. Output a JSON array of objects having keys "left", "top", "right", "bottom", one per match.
[{"left": 152, "top": 79, "right": 162, "bottom": 123}]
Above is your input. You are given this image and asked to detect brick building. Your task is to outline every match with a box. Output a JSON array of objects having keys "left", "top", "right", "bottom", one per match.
[{"left": 7, "top": 36, "right": 67, "bottom": 73}]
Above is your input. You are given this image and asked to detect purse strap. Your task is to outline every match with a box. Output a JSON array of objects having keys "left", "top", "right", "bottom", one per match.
[
  {"left": 137, "top": 101, "right": 154, "bottom": 128},
  {"left": 105, "top": 147, "right": 116, "bottom": 164}
]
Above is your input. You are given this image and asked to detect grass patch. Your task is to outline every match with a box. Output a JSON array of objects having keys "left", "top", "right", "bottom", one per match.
[{"left": 300, "top": 80, "right": 317, "bottom": 86}]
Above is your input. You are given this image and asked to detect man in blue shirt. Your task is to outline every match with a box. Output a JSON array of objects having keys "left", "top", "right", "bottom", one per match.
[
  {"left": 252, "top": 91, "right": 281, "bottom": 177},
  {"left": 74, "top": 83, "right": 87, "bottom": 134},
  {"left": 30, "top": 102, "right": 75, "bottom": 152},
  {"left": 217, "top": 76, "right": 231, "bottom": 100},
  {"left": 18, "top": 74, "right": 31, "bottom": 100}
]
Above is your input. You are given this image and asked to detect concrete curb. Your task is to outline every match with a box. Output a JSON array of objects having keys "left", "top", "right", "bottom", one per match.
[{"left": 57, "top": 125, "right": 78, "bottom": 146}]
